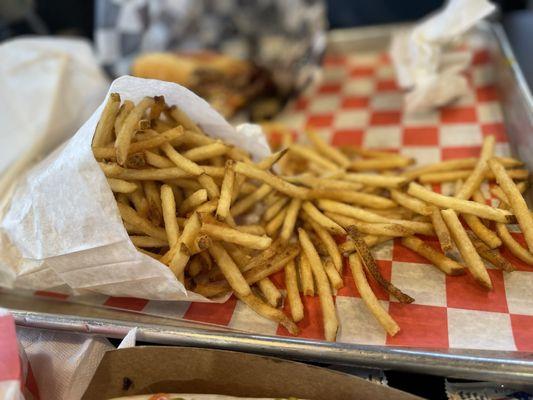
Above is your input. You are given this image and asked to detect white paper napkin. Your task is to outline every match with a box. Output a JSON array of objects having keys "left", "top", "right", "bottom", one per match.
[{"left": 390, "top": 0, "right": 496, "bottom": 113}]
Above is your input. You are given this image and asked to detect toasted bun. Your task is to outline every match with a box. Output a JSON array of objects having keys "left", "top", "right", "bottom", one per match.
[{"left": 131, "top": 52, "right": 197, "bottom": 86}]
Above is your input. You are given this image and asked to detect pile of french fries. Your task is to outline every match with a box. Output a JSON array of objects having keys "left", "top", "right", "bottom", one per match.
[{"left": 92, "top": 93, "right": 533, "bottom": 341}]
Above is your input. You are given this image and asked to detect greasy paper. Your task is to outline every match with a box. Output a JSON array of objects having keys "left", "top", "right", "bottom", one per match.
[{"left": 0, "top": 76, "right": 271, "bottom": 301}]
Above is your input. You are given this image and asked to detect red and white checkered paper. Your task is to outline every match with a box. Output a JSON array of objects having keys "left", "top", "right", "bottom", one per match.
[{"left": 16, "top": 39, "right": 533, "bottom": 352}]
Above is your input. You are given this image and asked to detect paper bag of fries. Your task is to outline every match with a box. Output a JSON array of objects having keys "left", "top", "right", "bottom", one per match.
[{"left": 0, "top": 76, "right": 270, "bottom": 301}]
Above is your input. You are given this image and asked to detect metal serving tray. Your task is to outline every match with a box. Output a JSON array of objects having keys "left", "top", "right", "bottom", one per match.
[{"left": 3, "top": 22, "right": 533, "bottom": 384}]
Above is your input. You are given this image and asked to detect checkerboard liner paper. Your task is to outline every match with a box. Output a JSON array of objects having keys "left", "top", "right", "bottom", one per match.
[{"left": 19, "top": 37, "right": 533, "bottom": 352}]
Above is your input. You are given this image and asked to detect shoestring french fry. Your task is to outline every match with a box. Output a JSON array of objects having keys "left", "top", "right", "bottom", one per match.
[
  {"left": 467, "top": 232, "right": 514, "bottom": 272},
  {"left": 129, "top": 235, "right": 168, "bottom": 248},
  {"left": 298, "top": 228, "right": 338, "bottom": 341},
  {"left": 389, "top": 189, "right": 432, "bottom": 215},
  {"left": 400, "top": 236, "right": 465, "bottom": 275},
  {"left": 182, "top": 142, "right": 228, "bottom": 161},
  {"left": 234, "top": 162, "right": 310, "bottom": 199},
  {"left": 342, "top": 173, "right": 408, "bottom": 188},
  {"left": 117, "top": 202, "right": 167, "bottom": 241},
  {"left": 324, "top": 258, "right": 344, "bottom": 290},
  {"left": 231, "top": 183, "right": 272, "bottom": 217},
  {"left": 255, "top": 148, "right": 289, "bottom": 170},
  {"left": 418, "top": 168, "right": 528, "bottom": 184},
  {"left": 285, "top": 174, "right": 364, "bottom": 191},
  {"left": 202, "top": 223, "right": 272, "bottom": 250},
  {"left": 265, "top": 206, "right": 288, "bottom": 236},
  {"left": 308, "top": 188, "right": 396, "bottom": 209},
  {"left": 115, "top": 97, "right": 155, "bottom": 165},
  {"left": 338, "top": 235, "right": 392, "bottom": 255},
  {"left": 304, "top": 216, "right": 343, "bottom": 272},
  {"left": 495, "top": 222, "right": 533, "bottom": 265},
  {"left": 238, "top": 292, "right": 298, "bottom": 335},
  {"left": 306, "top": 129, "right": 350, "bottom": 168},
  {"left": 455, "top": 135, "right": 495, "bottom": 200},
  {"left": 114, "top": 100, "right": 134, "bottom": 136},
  {"left": 257, "top": 278, "right": 282, "bottom": 308},
  {"left": 327, "top": 213, "right": 413, "bottom": 237},
  {"left": 441, "top": 209, "right": 493, "bottom": 289},
  {"left": 262, "top": 197, "right": 290, "bottom": 221},
  {"left": 208, "top": 241, "right": 251, "bottom": 297},
  {"left": 408, "top": 182, "right": 515, "bottom": 223},
  {"left": 285, "top": 259, "right": 304, "bottom": 322},
  {"left": 463, "top": 213, "right": 502, "bottom": 249},
  {"left": 348, "top": 254, "right": 400, "bottom": 336},
  {"left": 178, "top": 189, "right": 208, "bottom": 215},
  {"left": 346, "top": 226, "right": 414, "bottom": 303},
  {"left": 101, "top": 163, "right": 191, "bottom": 180},
  {"left": 429, "top": 206, "right": 459, "bottom": 260},
  {"left": 280, "top": 198, "right": 302, "bottom": 243},
  {"left": 128, "top": 186, "right": 150, "bottom": 218},
  {"left": 299, "top": 253, "right": 315, "bottom": 296},
  {"left": 92, "top": 93, "right": 121, "bottom": 147},
  {"left": 301, "top": 201, "right": 346, "bottom": 235},
  {"left": 161, "top": 184, "right": 179, "bottom": 246},
  {"left": 348, "top": 157, "right": 414, "bottom": 171},
  {"left": 289, "top": 144, "right": 340, "bottom": 171},
  {"left": 143, "top": 181, "right": 163, "bottom": 225},
  {"left": 107, "top": 178, "right": 138, "bottom": 194},
  {"left": 489, "top": 158, "right": 533, "bottom": 252}
]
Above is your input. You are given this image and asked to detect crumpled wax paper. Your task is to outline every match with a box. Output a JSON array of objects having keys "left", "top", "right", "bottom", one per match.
[
  {"left": 390, "top": 0, "right": 496, "bottom": 113},
  {"left": 0, "top": 75, "right": 271, "bottom": 301}
]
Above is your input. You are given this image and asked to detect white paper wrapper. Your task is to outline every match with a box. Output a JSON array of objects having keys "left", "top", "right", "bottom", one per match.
[
  {"left": 0, "top": 75, "right": 271, "bottom": 301},
  {"left": 390, "top": 0, "right": 496, "bottom": 113}
]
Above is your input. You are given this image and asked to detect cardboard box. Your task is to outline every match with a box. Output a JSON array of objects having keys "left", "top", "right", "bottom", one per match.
[{"left": 82, "top": 347, "right": 421, "bottom": 400}]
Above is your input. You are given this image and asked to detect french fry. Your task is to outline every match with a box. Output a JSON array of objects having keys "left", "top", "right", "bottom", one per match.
[
  {"left": 419, "top": 169, "right": 528, "bottom": 183},
  {"left": 348, "top": 254, "right": 400, "bottom": 336},
  {"left": 178, "top": 189, "right": 208, "bottom": 215},
  {"left": 389, "top": 189, "right": 432, "bottom": 216},
  {"left": 403, "top": 156, "right": 524, "bottom": 179},
  {"left": 187, "top": 234, "right": 211, "bottom": 255},
  {"left": 301, "top": 201, "right": 345, "bottom": 235},
  {"left": 136, "top": 247, "right": 162, "bottom": 260},
  {"left": 231, "top": 183, "right": 272, "bottom": 217},
  {"left": 115, "top": 97, "right": 155, "bottom": 165},
  {"left": 216, "top": 160, "right": 235, "bottom": 220},
  {"left": 198, "top": 174, "right": 220, "bottom": 199},
  {"left": 182, "top": 142, "right": 228, "bottom": 161},
  {"left": 441, "top": 209, "right": 492, "bottom": 289},
  {"left": 489, "top": 158, "right": 533, "bottom": 252},
  {"left": 233, "top": 225, "right": 266, "bottom": 236},
  {"left": 467, "top": 232, "right": 514, "bottom": 272},
  {"left": 349, "top": 157, "right": 414, "bottom": 171},
  {"left": 400, "top": 236, "right": 465, "bottom": 275},
  {"left": 202, "top": 223, "right": 272, "bottom": 250},
  {"left": 463, "top": 213, "right": 502, "bottom": 249},
  {"left": 338, "top": 235, "right": 391, "bottom": 254},
  {"left": 107, "top": 178, "right": 138, "bottom": 194},
  {"left": 168, "top": 105, "right": 202, "bottom": 134},
  {"left": 262, "top": 197, "right": 289, "bottom": 221},
  {"left": 285, "top": 260, "right": 304, "bottom": 322},
  {"left": 306, "top": 130, "right": 350, "bottom": 168},
  {"left": 429, "top": 206, "right": 459, "bottom": 259},
  {"left": 128, "top": 186, "right": 150, "bottom": 218},
  {"left": 160, "top": 184, "right": 179, "bottom": 246},
  {"left": 289, "top": 144, "right": 340, "bottom": 171},
  {"left": 346, "top": 226, "right": 414, "bottom": 303},
  {"left": 93, "top": 93, "right": 121, "bottom": 147},
  {"left": 324, "top": 258, "right": 343, "bottom": 290},
  {"left": 308, "top": 189, "right": 396, "bottom": 209},
  {"left": 162, "top": 142, "right": 203, "bottom": 176},
  {"left": 237, "top": 292, "right": 298, "bottom": 335},
  {"left": 256, "top": 148, "right": 289, "bottom": 170},
  {"left": 298, "top": 229, "right": 338, "bottom": 341},
  {"left": 257, "top": 278, "right": 282, "bottom": 307},
  {"left": 455, "top": 135, "right": 495, "bottom": 200},
  {"left": 299, "top": 253, "right": 315, "bottom": 296},
  {"left": 142, "top": 181, "right": 163, "bottom": 225},
  {"left": 114, "top": 100, "right": 134, "bottom": 136},
  {"left": 407, "top": 182, "right": 514, "bottom": 223},
  {"left": 304, "top": 217, "right": 343, "bottom": 272},
  {"left": 342, "top": 173, "right": 408, "bottom": 188},
  {"left": 234, "top": 162, "right": 310, "bottom": 199},
  {"left": 280, "top": 198, "right": 302, "bottom": 243},
  {"left": 286, "top": 174, "right": 363, "bottom": 192},
  {"left": 100, "top": 163, "right": 191, "bottom": 181},
  {"left": 495, "top": 222, "right": 533, "bottom": 265},
  {"left": 143, "top": 150, "right": 174, "bottom": 168},
  {"left": 116, "top": 202, "right": 167, "bottom": 241},
  {"left": 242, "top": 244, "right": 300, "bottom": 285},
  {"left": 327, "top": 213, "right": 413, "bottom": 237},
  {"left": 265, "top": 207, "right": 288, "bottom": 237},
  {"left": 129, "top": 235, "right": 168, "bottom": 248},
  {"left": 208, "top": 241, "right": 251, "bottom": 297}
]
